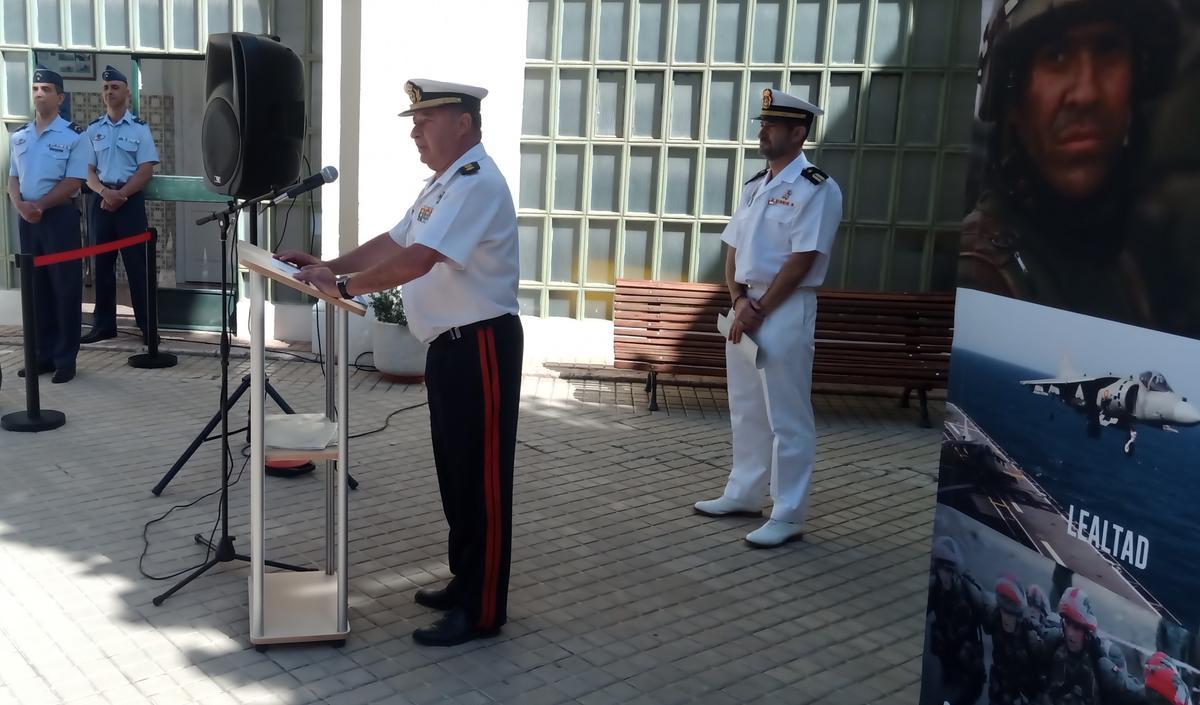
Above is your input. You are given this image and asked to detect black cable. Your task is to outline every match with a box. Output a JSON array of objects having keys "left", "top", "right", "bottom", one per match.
[
  {"left": 348, "top": 401, "right": 429, "bottom": 440},
  {"left": 353, "top": 350, "right": 377, "bottom": 373},
  {"left": 205, "top": 426, "right": 249, "bottom": 442},
  {"left": 313, "top": 302, "right": 326, "bottom": 379},
  {"left": 140, "top": 396, "right": 426, "bottom": 580},
  {"left": 138, "top": 448, "right": 250, "bottom": 581}
]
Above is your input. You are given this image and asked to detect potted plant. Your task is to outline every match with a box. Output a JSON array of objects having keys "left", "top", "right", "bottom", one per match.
[{"left": 368, "top": 288, "right": 427, "bottom": 382}]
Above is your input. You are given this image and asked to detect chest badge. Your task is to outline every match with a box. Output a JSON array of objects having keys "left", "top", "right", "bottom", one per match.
[
  {"left": 417, "top": 206, "right": 434, "bottom": 223},
  {"left": 767, "top": 189, "right": 794, "bottom": 207}
]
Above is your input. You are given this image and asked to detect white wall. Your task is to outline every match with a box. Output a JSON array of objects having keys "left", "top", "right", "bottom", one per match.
[{"left": 353, "top": 0, "right": 527, "bottom": 243}]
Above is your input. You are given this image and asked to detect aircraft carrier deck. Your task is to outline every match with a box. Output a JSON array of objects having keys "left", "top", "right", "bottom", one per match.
[{"left": 939, "top": 402, "right": 1171, "bottom": 621}]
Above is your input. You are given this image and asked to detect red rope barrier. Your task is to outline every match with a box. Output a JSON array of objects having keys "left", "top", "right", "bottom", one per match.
[{"left": 32, "top": 230, "right": 151, "bottom": 267}]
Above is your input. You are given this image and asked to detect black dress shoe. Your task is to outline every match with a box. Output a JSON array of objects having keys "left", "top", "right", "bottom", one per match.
[
  {"left": 51, "top": 369, "right": 75, "bottom": 384},
  {"left": 414, "top": 585, "right": 457, "bottom": 611},
  {"left": 412, "top": 608, "right": 500, "bottom": 647},
  {"left": 80, "top": 329, "right": 117, "bottom": 344},
  {"left": 17, "top": 362, "right": 54, "bottom": 378}
]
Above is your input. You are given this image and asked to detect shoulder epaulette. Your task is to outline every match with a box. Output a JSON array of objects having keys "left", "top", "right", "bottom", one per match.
[
  {"left": 458, "top": 161, "right": 480, "bottom": 176},
  {"left": 744, "top": 167, "right": 768, "bottom": 185},
  {"left": 70, "top": 122, "right": 85, "bottom": 134},
  {"left": 133, "top": 117, "right": 146, "bottom": 125},
  {"left": 89, "top": 116, "right": 104, "bottom": 125},
  {"left": 15, "top": 122, "right": 30, "bottom": 132},
  {"left": 801, "top": 166, "right": 828, "bottom": 185}
]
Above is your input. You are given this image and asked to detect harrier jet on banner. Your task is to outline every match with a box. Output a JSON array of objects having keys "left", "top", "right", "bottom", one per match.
[{"left": 1020, "top": 362, "right": 1200, "bottom": 455}]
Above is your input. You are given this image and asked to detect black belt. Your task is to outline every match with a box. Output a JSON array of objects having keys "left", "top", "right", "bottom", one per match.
[
  {"left": 433, "top": 313, "right": 515, "bottom": 345},
  {"left": 101, "top": 182, "right": 127, "bottom": 189}
]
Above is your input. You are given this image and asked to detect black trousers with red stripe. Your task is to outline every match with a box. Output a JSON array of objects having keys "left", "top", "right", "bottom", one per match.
[{"left": 425, "top": 313, "right": 523, "bottom": 630}]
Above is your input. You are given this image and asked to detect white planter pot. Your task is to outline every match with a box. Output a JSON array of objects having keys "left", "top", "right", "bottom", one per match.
[{"left": 371, "top": 319, "right": 427, "bottom": 380}]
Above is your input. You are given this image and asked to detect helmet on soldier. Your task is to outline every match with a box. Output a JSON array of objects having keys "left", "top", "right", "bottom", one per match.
[
  {"left": 1144, "top": 651, "right": 1192, "bottom": 705},
  {"left": 1057, "top": 586, "right": 1098, "bottom": 632},
  {"left": 977, "top": 0, "right": 1178, "bottom": 121},
  {"left": 931, "top": 536, "right": 963, "bottom": 571},
  {"left": 994, "top": 576, "right": 1027, "bottom": 616}
]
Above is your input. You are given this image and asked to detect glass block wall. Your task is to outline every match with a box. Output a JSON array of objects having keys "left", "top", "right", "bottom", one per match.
[
  {"left": 0, "top": 0, "right": 320, "bottom": 291},
  {"left": 518, "top": 0, "right": 981, "bottom": 320}
]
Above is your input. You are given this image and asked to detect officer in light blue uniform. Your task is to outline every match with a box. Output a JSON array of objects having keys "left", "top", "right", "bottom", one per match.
[
  {"left": 81, "top": 64, "right": 159, "bottom": 343},
  {"left": 7, "top": 66, "right": 92, "bottom": 383}
]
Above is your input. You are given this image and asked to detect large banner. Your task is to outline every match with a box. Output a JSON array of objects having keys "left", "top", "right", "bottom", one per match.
[{"left": 921, "top": 1, "right": 1200, "bottom": 704}]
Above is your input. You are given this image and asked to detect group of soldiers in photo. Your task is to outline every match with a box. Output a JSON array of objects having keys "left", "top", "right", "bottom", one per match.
[{"left": 924, "top": 536, "right": 1196, "bottom": 705}]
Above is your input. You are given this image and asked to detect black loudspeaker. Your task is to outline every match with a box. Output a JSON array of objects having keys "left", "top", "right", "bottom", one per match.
[{"left": 202, "top": 33, "right": 305, "bottom": 199}]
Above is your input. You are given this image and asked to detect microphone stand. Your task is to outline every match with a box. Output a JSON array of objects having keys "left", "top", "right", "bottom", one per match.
[{"left": 153, "top": 196, "right": 311, "bottom": 606}]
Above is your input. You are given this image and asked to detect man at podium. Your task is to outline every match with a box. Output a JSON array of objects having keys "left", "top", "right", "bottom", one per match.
[{"left": 280, "top": 78, "right": 522, "bottom": 648}]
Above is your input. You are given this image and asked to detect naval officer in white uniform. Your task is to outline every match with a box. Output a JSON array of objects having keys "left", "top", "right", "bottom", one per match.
[
  {"left": 694, "top": 88, "right": 843, "bottom": 548},
  {"left": 279, "top": 79, "right": 522, "bottom": 647}
]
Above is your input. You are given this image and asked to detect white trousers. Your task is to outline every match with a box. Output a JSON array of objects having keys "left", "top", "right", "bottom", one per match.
[{"left": 723, "top": 286, "right": 817, "bottom": 524}]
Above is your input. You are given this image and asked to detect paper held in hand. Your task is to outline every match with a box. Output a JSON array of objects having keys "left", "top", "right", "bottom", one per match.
[
  {"left": 269, "top": 257, "right": 301, "bottom": 277},
  {"left": 716, "top": 311, "right": 763, "bottom": 368}
]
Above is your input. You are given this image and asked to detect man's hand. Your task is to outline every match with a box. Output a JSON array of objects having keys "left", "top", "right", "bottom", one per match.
[
  {"left": 728, "top": 297, "right": 765, "bottom": 343},
  {"left": 275, "top": 250, "right": 323, "bottom": 268},
  {"left": 293, "top": 266, "right": 338, "bottom": 297},
  {"left": 18, "top": 201, "right": 42, "bottom": 224},
  {"left": 101, "top": 189, "right": 127, "bottom": 211}
]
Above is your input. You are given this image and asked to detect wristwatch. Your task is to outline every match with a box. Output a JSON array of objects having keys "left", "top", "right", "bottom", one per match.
[{"left": 336, "top": 277, "right": 353, "bottom": 300}]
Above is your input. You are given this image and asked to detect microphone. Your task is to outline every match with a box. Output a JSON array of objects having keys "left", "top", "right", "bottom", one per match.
[{"left": 271, "top": 166, "right": 338, "bottom": 203}]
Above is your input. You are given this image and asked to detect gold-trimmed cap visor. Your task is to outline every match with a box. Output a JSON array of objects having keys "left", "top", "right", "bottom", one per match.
[
  {"left": 754, "top": 88, "right": 823, "bottom": 122},
  {"left": 399, "top": 78, "right": 488, "bottom": 117}
]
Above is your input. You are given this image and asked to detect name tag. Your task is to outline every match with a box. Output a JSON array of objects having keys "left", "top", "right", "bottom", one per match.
[
  {"left": 49, "top": 143, "right": 68, "bottom": 153},
  {"left": 417, "top": 206, "right": 433, "bottom": 222}
]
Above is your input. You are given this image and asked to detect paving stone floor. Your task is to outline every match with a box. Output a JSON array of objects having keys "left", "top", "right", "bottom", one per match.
[{"left": 0, "top": 330, "right": 941, "bottom": 704}]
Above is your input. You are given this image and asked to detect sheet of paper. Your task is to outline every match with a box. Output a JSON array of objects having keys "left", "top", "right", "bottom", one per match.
[
  {"left": 716, "top": 311, "right": 762, "bottom": 368},
  {"left": 268, "top": 255, "right": 369, "bottom": 306},
  {"left": 265, "top": 413, "right": 337, "bottom": 450},
  {"left": 269, "top": 256, "right": 301, "bottom": 277}
]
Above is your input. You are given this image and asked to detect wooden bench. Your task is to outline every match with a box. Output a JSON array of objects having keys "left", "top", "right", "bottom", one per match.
[{"left": 613, "top": 279, "right": 954, "bottom": 427}]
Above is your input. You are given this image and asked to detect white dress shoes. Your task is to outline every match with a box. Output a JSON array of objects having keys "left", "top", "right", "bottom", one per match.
[
  {"left": 745, "top": 519, "right": 803, "bottom": 548},
  {"left": 693, "top": 495, "right": 763, "bottom": 517}
]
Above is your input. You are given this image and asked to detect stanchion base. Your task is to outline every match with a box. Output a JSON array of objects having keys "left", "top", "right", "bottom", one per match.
[
  {"left": 2, "top": 409, "right": 66, "bottom": 432},
  {"left": 129, "top": 352, "right": 178, "bottom": 369}
]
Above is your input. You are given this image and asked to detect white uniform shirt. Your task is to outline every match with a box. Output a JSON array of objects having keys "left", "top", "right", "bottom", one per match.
[
  {"left": 721, "top": 151, "right": 843, "bottom": 289},
  {"left": 388, "top": 143, "right": 519, "bottom": 343}
]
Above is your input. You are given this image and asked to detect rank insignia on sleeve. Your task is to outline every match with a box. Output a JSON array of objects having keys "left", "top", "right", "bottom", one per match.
[{"left": 417, "top": 206, "right": 433, "bottom": 222}]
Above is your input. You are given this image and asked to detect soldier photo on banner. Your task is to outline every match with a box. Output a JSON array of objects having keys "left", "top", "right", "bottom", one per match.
[
  {"left": 959, "top": 0, "right": 1184, "bottom": 330},
  {"left": 922, "top": 1, "right": 1200, "bottom": 704}
]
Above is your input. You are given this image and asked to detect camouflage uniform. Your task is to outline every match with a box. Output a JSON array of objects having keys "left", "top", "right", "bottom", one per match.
[
  {"left": 927, "top": 538, "right": 988, "bottom": 705},
  {"left": 986, "top": 578, "right": 1049, "bottom": 705},
  {"left": 1038, "top": 588, "right": 1142, "bottom": 705},
  {"left": 960, "top": 175, "right": 1154, "bottom": 325},
  {"left": 961, "top": 0, "right": 1178, "bottom": 327},
  {"left": 1038, "top": 633, "right": 1141, "bottom": 705},
  {"left": 1128, "top": 14, "right": 1200, "bottom": 339}
]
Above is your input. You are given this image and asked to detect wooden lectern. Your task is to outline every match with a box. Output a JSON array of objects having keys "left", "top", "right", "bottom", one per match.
[{"left": 237, "top": 242, "right": 366, "bottom": 647}]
